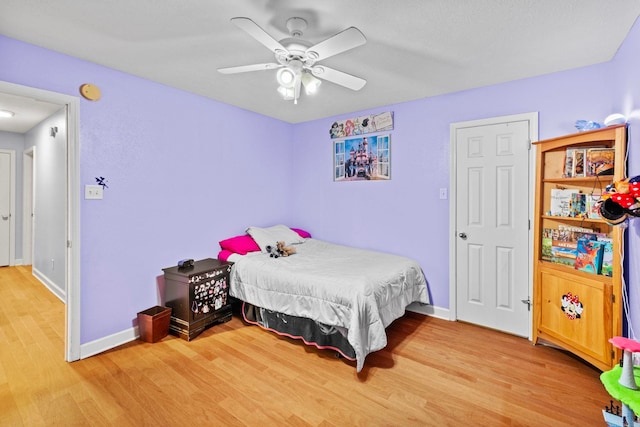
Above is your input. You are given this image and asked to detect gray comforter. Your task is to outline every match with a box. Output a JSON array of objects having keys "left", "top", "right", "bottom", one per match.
[{"left": 229, "top": 239, "right": 430, "bottom": 372}]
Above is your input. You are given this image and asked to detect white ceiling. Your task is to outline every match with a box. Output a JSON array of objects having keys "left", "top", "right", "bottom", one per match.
[
  {"left": 0, "top": 0, "right": 639, "bottom": 132},
  {"left": 0, "top": 92, "right": 62, "bottom": 134}
]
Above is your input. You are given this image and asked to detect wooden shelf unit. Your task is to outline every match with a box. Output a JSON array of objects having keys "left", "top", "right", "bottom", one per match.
[{"left": 532, "top": 124, "right": 627, "bottom": 371}]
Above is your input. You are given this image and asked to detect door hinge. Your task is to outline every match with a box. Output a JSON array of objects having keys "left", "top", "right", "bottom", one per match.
[
  {"left": 612, "top": 294, "right": 615, "bottom": 303},
  {"left": 521, "top": 298, "right": 531, "bottom": 311},
  {"left": 67, "top": 240, "right": 72, "bottom": 248},
  {"left": 612, "top": 350, "right": 616, "bottom": 360},
  {"left": 527, "top": 139, "right": 532, "bottom": 150}
]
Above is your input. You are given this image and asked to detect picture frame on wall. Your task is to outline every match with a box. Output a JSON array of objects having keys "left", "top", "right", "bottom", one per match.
[
  {"left": 329, "top": 111, "right": 394, "bottom": 139},
  {"left": 334, "top": 134, "right": 391, "bottom": 181}
]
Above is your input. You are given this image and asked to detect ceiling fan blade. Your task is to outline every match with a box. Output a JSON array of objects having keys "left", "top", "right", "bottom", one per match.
[
  {"left": 231, "top": 17, "right": 288, "bottom": 54},
  {"left": 311, "top": 66, "right": 366, "bottom": 91},
  {"left": 218, "top": 63, "right": 282, "bottom": 74},
  {"left": 306, "top": 27, "right": 366, "bottom": 61}
]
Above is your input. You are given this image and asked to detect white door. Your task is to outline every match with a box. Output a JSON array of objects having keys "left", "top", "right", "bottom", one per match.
[
  {"left": 454, "top": 117, "right": 533, "bottom": 337},
  {"left": 0, "top": 151, "right": 11, "bottom": 266}
]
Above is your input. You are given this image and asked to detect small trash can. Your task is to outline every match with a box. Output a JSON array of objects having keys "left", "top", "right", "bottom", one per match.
[{"left": 137, "top": 306, "right": 172, "bottom": 343}]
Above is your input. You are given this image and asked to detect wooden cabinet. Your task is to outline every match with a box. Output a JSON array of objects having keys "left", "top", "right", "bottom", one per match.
[
  {"left": 532, "top": 124, "right": 627, "bottom": 371},
  {"left": 162, "top": 258, "right": 232, "bottom": 341}
]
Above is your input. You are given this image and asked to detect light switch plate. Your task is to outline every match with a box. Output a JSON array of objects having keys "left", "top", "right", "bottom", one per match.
[{"left": 85, "top": 185, "right": 103, "bottom": 200}]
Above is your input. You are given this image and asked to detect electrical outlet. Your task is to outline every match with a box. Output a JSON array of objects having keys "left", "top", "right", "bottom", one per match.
[
  {"left": 85, "top": 185, "right": 103, "bottom": 200},
  {"left": 439, "top": 188, "right": 448, "bottom": 200}
]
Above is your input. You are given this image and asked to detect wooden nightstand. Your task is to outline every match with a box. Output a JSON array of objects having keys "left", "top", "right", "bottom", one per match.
[{"left": 162, "top": 258, "right": 232, "bottom": 341}]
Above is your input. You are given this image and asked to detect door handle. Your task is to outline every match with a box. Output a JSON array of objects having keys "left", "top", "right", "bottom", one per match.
[
  {"left": 458, "top": 232, "right": 467, "bottom": 240},
  {"left": 1, "top": 214, "right": 8, "bottom": 220}
]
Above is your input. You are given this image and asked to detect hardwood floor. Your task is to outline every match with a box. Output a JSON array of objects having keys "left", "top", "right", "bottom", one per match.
[{"left": 0, "top": 265, "right": 613, "bottom": 426}]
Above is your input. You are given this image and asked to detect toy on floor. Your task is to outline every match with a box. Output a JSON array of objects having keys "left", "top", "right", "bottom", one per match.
[{"left": 601, "top": 337, "right": 640, "bottom": 427}]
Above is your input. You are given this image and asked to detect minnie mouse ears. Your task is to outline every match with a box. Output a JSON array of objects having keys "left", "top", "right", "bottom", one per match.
[
  {"left": 599, "top": 198, "right": 629, "bottom": 225},
  {"left": 599, "top": 175, "right": 640, "bottom": 225}
]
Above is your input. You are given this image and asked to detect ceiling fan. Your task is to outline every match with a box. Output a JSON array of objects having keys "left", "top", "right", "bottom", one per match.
[{"left": 218, "top": 17, "right": 367, "bottom": 104}]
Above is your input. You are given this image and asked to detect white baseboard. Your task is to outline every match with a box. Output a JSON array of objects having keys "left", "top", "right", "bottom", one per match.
[
  {"left": 14, "top": 258, "right": 23, "bottom": 266},
  {"left": 80, "top": 326, "right": 140, "bottom": 359},
  {"left": 32, "top": 267, "right": 66, "bottom": 303},
  {"left": 406, "top": 302, "right": 451, "bottom": 320},
  {"left": 77, "top": 305, "right": 449, "bottom": 361}
]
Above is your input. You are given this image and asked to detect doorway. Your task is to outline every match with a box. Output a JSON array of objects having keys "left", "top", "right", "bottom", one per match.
[
  {"left": 0, "top": 81, "right": 80, "bottom": 361},
  {"left": 449, "top": 112, "right": 538, "bottom": 338},
  {"left": 0, "top": 149, "right": 15, "bottom": 266}
]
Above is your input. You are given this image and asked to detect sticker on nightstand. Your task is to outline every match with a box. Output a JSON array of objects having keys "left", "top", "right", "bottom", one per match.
[{"left": 561, "top": 292, "right": 584, "bottom": 320}]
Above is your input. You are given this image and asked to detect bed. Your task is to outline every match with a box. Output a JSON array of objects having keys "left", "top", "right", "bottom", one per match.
[{"left": 218, "top": 225, "right": 430, "bottom": 372}]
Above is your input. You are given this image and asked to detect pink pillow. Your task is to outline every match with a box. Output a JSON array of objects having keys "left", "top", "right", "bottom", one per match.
[
  {"left": 219, "top": 235, "right": 260, "bottom": 255},
  {"left": 218, "top": 249, "right": 234, "bottom": 262},
  {"left": 291, "top": 228, "right": 312, "bottom": 238}
]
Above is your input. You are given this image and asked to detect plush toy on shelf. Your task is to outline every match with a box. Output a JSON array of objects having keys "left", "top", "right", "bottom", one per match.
[{"left": 598, "top": 175, "right": 640, "bottom": 225}]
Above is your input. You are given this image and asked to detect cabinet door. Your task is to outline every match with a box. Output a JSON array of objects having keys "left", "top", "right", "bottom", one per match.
[
  {"left": 190, "top": 272, "right": 230, "bottom": 321},
  {"left": 537, "top": 267, "right": 612, "bottom": 366}
]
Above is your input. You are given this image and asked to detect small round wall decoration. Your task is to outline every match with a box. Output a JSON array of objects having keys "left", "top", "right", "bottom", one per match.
[{"left": 79, "top": 83, "right": 101, "bottom": 101}]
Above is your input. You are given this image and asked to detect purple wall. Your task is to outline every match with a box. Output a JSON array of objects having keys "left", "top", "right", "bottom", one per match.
[
  {"left": 1, "top": 13, "right": 638, "bottom": 345},
  {"left": 0, "top": 36, "right": 294, "bottom": 342},
  {"left": 292, "top": 64, "right": 613, "bottom": 309},
  {"left": 611, "top": 17, "right": 640, "bottom": 339}
]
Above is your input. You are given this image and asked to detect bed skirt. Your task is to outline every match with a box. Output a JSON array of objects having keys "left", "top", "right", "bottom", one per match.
[{"left": 240, "top": 301, "right": 357, "bottom": 361}]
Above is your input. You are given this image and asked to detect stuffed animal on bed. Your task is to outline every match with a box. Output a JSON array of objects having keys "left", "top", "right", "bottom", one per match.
[
  {"left": 266, "top": 242, "right": 296, "bottom": 258},
  {"left": 277, "top": 241, "right": 296, "bottom": 256}
]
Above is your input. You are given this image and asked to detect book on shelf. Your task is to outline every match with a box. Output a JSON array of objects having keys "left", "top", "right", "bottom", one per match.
[
  {"left": 548, "top": 190, "right": 603, "bottom": 219},
  {"left": 598, "top": 237, "right": 613, "bottom": 277},
  {"left": 564, "top": 148, "right": 576, "bottom": 178},
  {"left": 586, "top": 147, "right": 615, "bottom": 176},
  {"left": 558, "top": 224, "right": 599, "bottom": 233},
  {"left": 569, "top": 193, "right": 586, "bottom": 217},
  {"left": 572, "top": 149, "right": 586, "bottom": 177},
  {"left": 585, "top": 194, "right": 602, "bottom": 219},
  {"left": 541, "top": 225, "right": 602, "bottom": 267},
  {"left": 551, "top": 230, "right": 597, "bottom": 267},
  {"left": 551, "top": 245, "right": 577, "bottom": 266},
  {"left": 541, "top": 228, "right": 553, "bottom": 261},
  {"left": 563, "top": 146, "right": 605, "bottom": 177},
  {"left": 541, "top": 223, "right": 612, "bottom": 275},
  {"left": 549, "top": 188, "right": 580, "bottom": 217},
  {"left": 574, "top": 238, "right": 605, "bottom": 274}
]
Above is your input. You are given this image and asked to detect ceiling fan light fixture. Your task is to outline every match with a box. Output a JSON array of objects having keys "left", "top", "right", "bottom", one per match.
[
  {"left": 224, "top": 17, "right": 367, "bottom": 104},
  {"left": 277, "top": 85, "right": 295, "bottom": 100},
  {"left": 301, "top": 71, "right": 321, "bottom": 95},
  {"left": 0, "top": 109, "right": 15, "bottom": 118},
  {"left": 276, "top": 67, "right": 296, "bottom": 88}
]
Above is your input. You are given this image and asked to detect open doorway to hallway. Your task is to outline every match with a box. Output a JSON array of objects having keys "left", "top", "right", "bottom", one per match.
[{"left": 0, "top": 81, "right": 80, "bottom": 362}]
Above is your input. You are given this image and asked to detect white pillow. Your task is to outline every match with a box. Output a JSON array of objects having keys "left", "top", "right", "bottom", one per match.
[{"left": 246, "top": 225, "right": 305, "bottom": 252}]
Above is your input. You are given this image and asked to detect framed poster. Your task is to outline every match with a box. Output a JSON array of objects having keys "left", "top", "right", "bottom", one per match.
[
  {"left": 329, "top": 112, "right": 394, "bottom": 138},
  {"left": 334, "top": 134, "right": 391, "bottom": 181}
]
